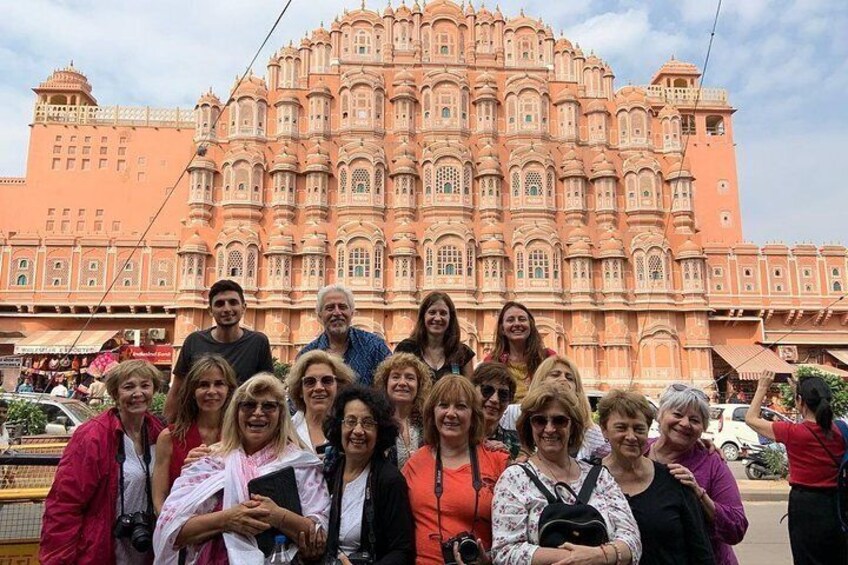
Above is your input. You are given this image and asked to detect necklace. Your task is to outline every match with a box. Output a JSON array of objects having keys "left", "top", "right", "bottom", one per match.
[{"left": 535, "top": 453, "right": 572, "bottom": 483}]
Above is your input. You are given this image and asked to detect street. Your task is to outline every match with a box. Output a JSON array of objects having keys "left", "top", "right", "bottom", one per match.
[{"left": 736, "top": 501, "right": 792, "bottom": 564}]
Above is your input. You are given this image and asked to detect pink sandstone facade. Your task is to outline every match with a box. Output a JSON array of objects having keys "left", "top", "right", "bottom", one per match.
[{"left": 2, "top": 0, "right": 847, "bottom": 396}]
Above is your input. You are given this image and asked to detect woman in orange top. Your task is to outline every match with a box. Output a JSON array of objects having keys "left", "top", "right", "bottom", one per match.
[{"left": 402, "top": 376, "right": 509, "bottom": 565}]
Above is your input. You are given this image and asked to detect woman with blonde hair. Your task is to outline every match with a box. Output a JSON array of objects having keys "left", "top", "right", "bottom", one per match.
[
  {"left": 286, "top": 350, "right": 355, "bottom": 455},
  {"left": 402, "top": 376, "right": 509, "bottom": 564},
  {"left": 502, "top": 355, "right": 609, "bottom": 461},
  {"left": 373, "top": 353, "right": 433, "bottom": 467},
  {"left": 152, "top": 354, "right": 237, "bottom": 514},
  {"left": 153, "top": 373, "right": 330, "bottom": 564}
]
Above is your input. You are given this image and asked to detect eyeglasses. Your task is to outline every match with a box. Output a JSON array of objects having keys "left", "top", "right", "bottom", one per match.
[
  {"left": 303, "top": 375, "right": 336, "bottom": 389},
  {"left": 341, "top": 416, "right": 378, "bottom": 431},
  {"left": 479, "top": 384, "right": 512, "bottom": 404},
  {"left": 529, "top": 414, "right": 570, "bottom": 429},
  {"left": 667, "top": 383, "right": 709, "bottom": 402},
  {"left": 238, "top": 400, "right": 281, "bottom": 415}
]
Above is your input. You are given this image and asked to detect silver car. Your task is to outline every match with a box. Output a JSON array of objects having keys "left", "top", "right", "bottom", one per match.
[{"left": 1, "top": 392, "right": 97, "bottom": 436}]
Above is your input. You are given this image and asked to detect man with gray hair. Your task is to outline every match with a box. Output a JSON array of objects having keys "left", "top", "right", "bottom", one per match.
[{"left": 298, "top": 284, "right": 391, "bottom": 385}]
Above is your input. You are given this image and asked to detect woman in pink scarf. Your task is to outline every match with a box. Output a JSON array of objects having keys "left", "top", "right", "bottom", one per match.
[{"left": 153, "top": 373, "right": 330, "bottom": 564}]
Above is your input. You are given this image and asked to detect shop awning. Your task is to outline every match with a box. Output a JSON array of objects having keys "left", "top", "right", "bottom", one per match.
[
  {"left": 712, "top": 344, "right": 796, "bottom": 381},
  {"left": 827, "top": 349, "right": 848, "bottom": 366},
  {"left": 14, "top": 330, "right": 119, "bottom": 355},
  {"left": 799, "top": 363, "right": 848, "bottom": 378}
]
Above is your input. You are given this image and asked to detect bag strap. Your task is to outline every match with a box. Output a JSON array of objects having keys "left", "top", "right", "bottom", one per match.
[
  {"left": 519, "top": 464, "right": 559, "bottom": 504},
  {"left": 807, "top": 423, "right": 842, "bottom": 467},
  {"left": 835, "top": 420, "right": 848, "bottom": 452},
  {"left": 576, "top": 464, "right": 603, "bottom": 505}
]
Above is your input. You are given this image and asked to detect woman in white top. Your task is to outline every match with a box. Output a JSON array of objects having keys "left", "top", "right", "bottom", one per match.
[
  {"left": 502, "top": 354, "right": 609, "bottom": 461},
  {"left": 286, "top": 350, "right": 355, "bottom": 456},
  {"left": 322, "top": 384, "right": 415, "bottom": 564}
]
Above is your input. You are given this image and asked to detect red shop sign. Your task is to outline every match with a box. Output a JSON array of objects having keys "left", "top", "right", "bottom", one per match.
[{"left": 122, "top": 345, "right": 174, "bottom": 365}]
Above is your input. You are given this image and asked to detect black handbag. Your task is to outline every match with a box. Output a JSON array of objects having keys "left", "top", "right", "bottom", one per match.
[
  {"left": 247, "top": 466, "right": 303, "bottom": 557},
  {"left": 520, "top": 463, "right": 610, "bottom": 548}
]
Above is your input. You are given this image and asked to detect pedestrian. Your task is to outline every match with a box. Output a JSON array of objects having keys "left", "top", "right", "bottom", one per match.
[
  {"left": 298, "top": 284, "right": 391, "bottom": 386},
  {"left": 50, "top": 377, "right": 69, "bottom": 398},
  {"left": 746, "top": 371, "right": 848, "bottom": 565},
  {"left": 16, "top": 376, "right": 34, "bottom": 393},
  {"left": 165, "top": 279, "right": 274, "bottom": 420}
]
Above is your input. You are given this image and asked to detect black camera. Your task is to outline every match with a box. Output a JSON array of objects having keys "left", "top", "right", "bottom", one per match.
[
  {"left": 441, "top": 532, "right": 480, "bottom": 565},
  {"left": 113, "top": 510, "right": 154, "bottom": 553},
  {"left": 330, "top": 551, "right": 374, "bottom": 565}
]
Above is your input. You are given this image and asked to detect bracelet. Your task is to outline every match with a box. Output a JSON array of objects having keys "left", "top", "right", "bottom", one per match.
[{"left": 600, "top": 544, "right": 611, "bottom": 564}]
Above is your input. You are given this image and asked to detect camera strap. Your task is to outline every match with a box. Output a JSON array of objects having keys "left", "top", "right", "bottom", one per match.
[
  {"left": 434, "top": 445, "right": 482, "bottom": 544},
  {"left": 115, "top": 414, "right": 154, "bottom": 517}
]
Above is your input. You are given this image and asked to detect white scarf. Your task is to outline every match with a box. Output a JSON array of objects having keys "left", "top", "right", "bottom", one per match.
[{"left": 153, "top": 443, "right": 321, "bottom": 565}]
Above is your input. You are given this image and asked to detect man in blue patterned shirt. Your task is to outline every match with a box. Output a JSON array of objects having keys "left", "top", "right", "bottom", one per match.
[{"left": 298, "top": 284, "right": 391, "bottom": 385}]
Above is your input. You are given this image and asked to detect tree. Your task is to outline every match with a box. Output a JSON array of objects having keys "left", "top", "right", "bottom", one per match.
[
  {"left": 273, "top": 358, "right": 291, "bottom": 383},
  {"left": 779, "top": 365, "right": 848, "bottom": 417},
  {"left": 7, "top": 399, "right": 47, "bottom": 435}
]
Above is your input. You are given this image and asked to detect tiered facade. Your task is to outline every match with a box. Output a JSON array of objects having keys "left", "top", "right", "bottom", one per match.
[{"left": 1, "top": 0, "right": 846, "bottom": 395}]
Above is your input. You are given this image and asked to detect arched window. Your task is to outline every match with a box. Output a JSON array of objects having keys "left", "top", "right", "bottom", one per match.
[
  {"left": 227, "top": 249, "right": 243, "bottom": 277},
  {"left": 437, "top": 245, "right": 462, "bottom": 276},
  {"left": 441, "top": 106, "right": 451, "bottom": 119},
  {"left": 435, "top": 165, "right": 460, "bottom": 195},
  {"left": 354, "top": 30, "right": 371, "bottom": 55},
  {"left": 834, "top": 281, "right": 843, "bottom": 292},
  {"left": 648, "top": 254, "right": 664, "bottom": 281},
  {"left": 516, "top": 251, "right": 525, "bottom": 279},
  {"left": 16, "top": 274, "right": 27, "bottom": 286},
  {"left": 528, "top": 249, "right": 549, "bottom": 279},
  {"left": 348, "top": 247, "right": 371, "bottom": 278},
  {"left": 18, "top": 259, "right": 28, "bottom": 269},
  {"left": 525, "top": 171, "right": 543, "bottom": 196},
  {"left": 352, "top": 168, "right": 370, "bottom": 193}
]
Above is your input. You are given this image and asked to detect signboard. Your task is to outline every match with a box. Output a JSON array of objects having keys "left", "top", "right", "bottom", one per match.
[
  {"left": 0, "top": 356, "right": 23, "bottom": 392},
  {"left": 121, "top": 345, "right": 174, "bottom": 365}
]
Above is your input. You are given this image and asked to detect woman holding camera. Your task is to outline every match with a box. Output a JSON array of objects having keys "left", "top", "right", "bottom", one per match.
[
  {"left": 484, "top": 302, "right": 556, "bottom": 402},
  {"left": 152, "top": 354, "right": 237, "bottom": 514},
  {"left": 746, "top": 371, "right": 848, "bottom": 564},
  {"left": 491, "top": 384, "right": 640, "bottom": 565},
  {"left": 323, "top": 384, "right": 416, "bottom": 564},
  {"left": 287, "top": 350, "right": 355, "bottom": 455},
  {"left": 395, "top": 292, "right": 475, "bottom": 381},
  {"left": 599, "top": 390, "right": 714, "bottom": 565},
  {"left": 402, "top": 376, "right": 509, "bottom": 564},
  {"left": 154, "top": 373, "right": 330, "bottom": 563},
  {"left": 373, "top": 353, "right": 432, "bottom": 468},
  {"left": 41, "top": 360, "right": 165, "bottom": 565}
]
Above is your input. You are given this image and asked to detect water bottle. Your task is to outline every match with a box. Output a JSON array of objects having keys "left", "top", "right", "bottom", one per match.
[{"left": 269, "top": 534, "right": 290, "bottom": 564}]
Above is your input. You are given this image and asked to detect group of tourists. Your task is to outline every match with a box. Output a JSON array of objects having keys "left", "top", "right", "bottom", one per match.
[{"left": 37, "top": 280, "right": 848, "bottom": 564}]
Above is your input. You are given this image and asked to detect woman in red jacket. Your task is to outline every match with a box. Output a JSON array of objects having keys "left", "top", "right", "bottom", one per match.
[{"left": 40, "top": 360, "right": 165, "bottom": 565}]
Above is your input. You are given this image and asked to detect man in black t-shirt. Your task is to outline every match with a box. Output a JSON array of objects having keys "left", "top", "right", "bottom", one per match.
[{"left": 164, "top": 279, "right": 274, "bottom": 420}]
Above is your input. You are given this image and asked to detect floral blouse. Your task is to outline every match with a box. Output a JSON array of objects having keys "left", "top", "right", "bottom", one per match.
[{"left": 491, "top": 459, "right": 642, "bottom": 565}]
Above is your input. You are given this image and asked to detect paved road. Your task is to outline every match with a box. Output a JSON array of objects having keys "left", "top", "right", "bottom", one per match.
[{"left": 736, "top": 500, "right": 792, "bottom": 565}]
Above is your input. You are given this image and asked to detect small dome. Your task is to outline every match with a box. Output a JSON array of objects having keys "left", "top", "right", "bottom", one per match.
[
  {"left": 393, "top": 232, "right": 418, "bottom": 253},
  {"left": 311, "top": 25, "right": 331, "bottom": 43},
  {"left": 383, "top": 3, "right": 394, "bottom": 16},
  {"left": 302, "top": 229, "right": 328, "bottom": 252},
  {"left": 598, "top": 231, "right": 625, "bottom": 257},
  {"left": 391, "top": 142, "right": 417, "bottom": 174},
  {"left": 567, "top": 238, "right": 592, "bottom": 257},
  {"left": 664, "top": 155, "right": 693, "bottom": 179},
  {"left": 307, "top": 83, "right": 332, "bottom": 97},
  {"left": 675, "top": 238, "right": 703, "bottom": 260},
  {"left": 394, "top": 67, "right": 415, "bottom": 85},
  {"left": 188, "top": 156, "right": 217, "bottom": 171},
  {"left": 232, "top": 72, "right": 268, "bottom": 99},
  {"left": 590, "top": 151, "right": 616, "bottom": 179},
  {"left": 36, "top": 62, "right": 97, "bottom": 105},
  {"left": 305, "top": 141, "right": 331, "bottom": 172},
  {"left": 271, "top": 145, "right": 299, "bottom": 172},
  {"left": 481, "top": 238, "right": 505, "bottom": 254},
  {"left": 180, "top": 232, "right": 209, "bottom": 254},
  {"left": 555, "top": 37, "right": 574, "bottom": 52},
  {"left": 615, "top": 85, "right": 649, "bottom": 105},
  {"left": 195, "top": 88, "right": 221, "bottom": 108},
  {"left": 476, "top": 143, "right": 502, "bottom": 176},
  {"left": 424, "top": 0, "right": 463, "bottom": 18},
  {"left": 585, "top": 99, "right": 608, "bottom": 114},
  {"left": 658, "top": 104, "right": 679, "bottom": 119},
  {"left": 395, "top": 3, "right": 412, "bottom": 17},
  {"left": 560, "top": 150, "right": 585, "bottom": 178}
]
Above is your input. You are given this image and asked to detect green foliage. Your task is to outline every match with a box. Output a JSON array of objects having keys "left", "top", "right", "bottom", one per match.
[
  {"left": 779, "top": 366, "right": 848, "bottom": 417},
  {"left": 273, "top": 358, "right": 291, "bottom": 383},
  {"left": 149, "top": 393, "right": 167, "bottom": 416},
  {"left": 89, "top": 399, "right": 115, "bottom": 414},
  {"left": 7, "top": 399, "right": 47, "bottom": 435},
  {"left": 762, "top": 447, "right": 788, "bottom": 479}
]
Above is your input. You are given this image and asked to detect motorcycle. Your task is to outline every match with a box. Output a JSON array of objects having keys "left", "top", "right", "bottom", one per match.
[{"left": 742, "top": 442, "right": 788, "bottom": 480}]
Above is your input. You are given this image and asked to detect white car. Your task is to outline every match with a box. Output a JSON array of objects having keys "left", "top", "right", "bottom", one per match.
[
  {"left": 1, "top": 392, "right": 96, "bottom": 436},
  {"left": 702, "top": 403, "right": 791, "bottom": 461}
]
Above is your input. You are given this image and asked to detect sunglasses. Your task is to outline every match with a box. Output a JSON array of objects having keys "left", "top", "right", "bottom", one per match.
[
  {"left": 529, "top": 414, "right": 570, "bottom": 429},
  {"left": 479, "top": 384, "right": 512, "bottom": 404},
  {"left": 303, "top": 375, "right": 336, "bottom": 389},
  {"left": 341, "top": 416, "right": 378, "bottom": 431},
  {"left": 668, "top": 383, "right": 709, "bottom": 402},
  {"left": 238, "top": 400, "right": 281, "bottom": 415}
]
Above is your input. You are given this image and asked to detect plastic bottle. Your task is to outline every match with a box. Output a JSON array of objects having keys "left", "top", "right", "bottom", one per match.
[{"left": 269, "top": 534, "right": 290, "bottom": 564}]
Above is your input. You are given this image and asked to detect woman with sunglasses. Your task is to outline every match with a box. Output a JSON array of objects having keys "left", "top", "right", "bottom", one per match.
[
  {"left": 402, "top": 376, "right": 509, "bottom": 564},
  {"left": 322, "top": 384, "right": 416, "bottom": 564},
  {"left": 395, "top": 292, "right": 475, "bottom": 381},
  {"left": 746, "top": 371, "right": 847, "bottom": 564},
  {"left": 154, "top": 373, "right": 330, "bottom": 564},
  {"left": 373, "top": 353, "right": 433, "bottom": 468},
  {"left": 286, "top": 350, "right": 355, "bottom": 455},
  {"left": 492, "top": 384, "right": 640, "bottom": 564},
  {"left": 152, "top": 354, "right": 237, "bottom": 514},
  {"left": 599, "top": 390, "right": 714, "bottom": 564},
  {"left": 471, "top": 363, "right": 521, "bottom": 460},
  {"left": 650, "top": 384, "right": 747, "bottom": 564},
  {"left": 484, "top": 302, "right": 556, "bottom": 402}
]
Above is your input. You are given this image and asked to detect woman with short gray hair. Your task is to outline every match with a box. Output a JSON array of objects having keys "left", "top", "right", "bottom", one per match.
[{"left": 648, "top": 384, "right": 748, "bottom": 564}]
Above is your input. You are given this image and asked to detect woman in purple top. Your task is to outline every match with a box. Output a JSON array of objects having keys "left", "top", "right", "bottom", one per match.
[{"left": 648, "top": 384, "right": 748, "bottom": 564}]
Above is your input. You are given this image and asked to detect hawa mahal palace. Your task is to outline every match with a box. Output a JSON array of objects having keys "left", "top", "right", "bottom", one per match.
[{"left": 2, "top": 0, "right": 846, "bottom": 396}]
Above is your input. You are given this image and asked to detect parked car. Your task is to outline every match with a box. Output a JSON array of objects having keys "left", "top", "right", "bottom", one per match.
[
  {"left": 585, "top": 390, "right": 661, "bottom": 438},
  {"left": 1, "top": 392, "right": 97, "bottom": 436},
  {"left": 703, "top": 403, "right": 791, "bottom": 461}
]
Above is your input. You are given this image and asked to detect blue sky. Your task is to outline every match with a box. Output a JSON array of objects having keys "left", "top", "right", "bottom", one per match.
[{"left": 1, "top": 0, "right": 845, "bottom": 244}]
